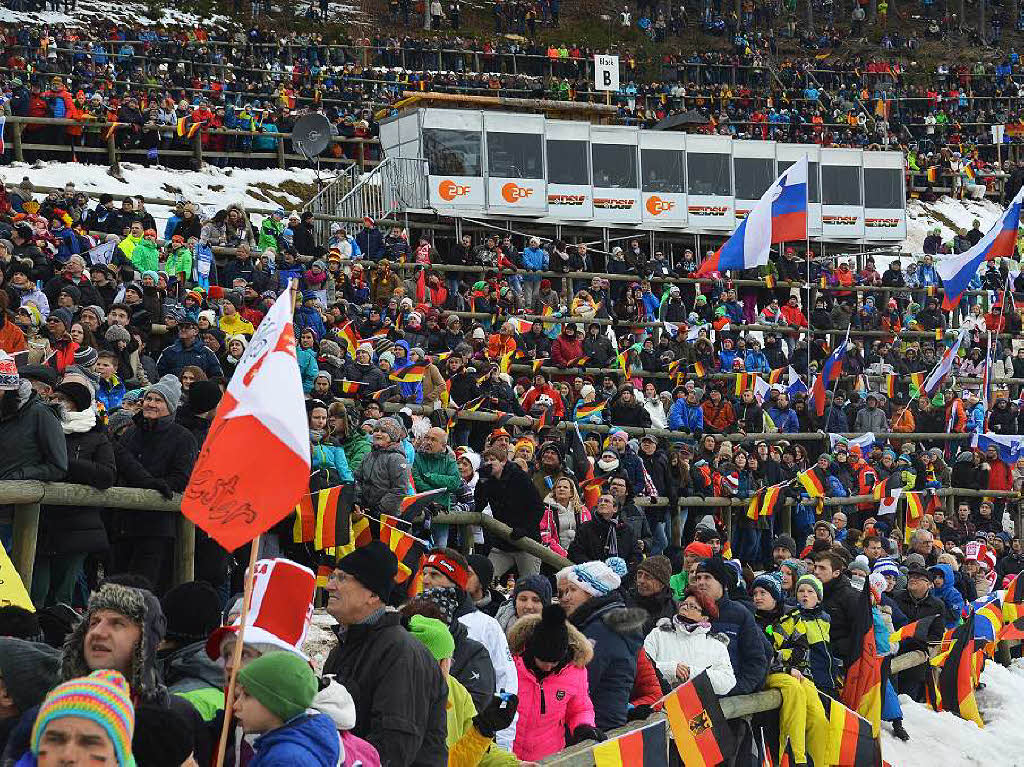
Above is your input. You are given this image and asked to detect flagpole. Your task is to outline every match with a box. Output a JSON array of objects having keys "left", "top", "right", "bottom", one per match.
[
  {"left": 215, "top": 534, "right": 261, "bottom": 767},
  {"left": 822, "top": 325, "right": 851, "bottom": 436}
]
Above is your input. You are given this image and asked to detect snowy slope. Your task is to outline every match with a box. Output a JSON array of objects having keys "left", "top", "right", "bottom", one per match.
[
  {"left": 904, "top": 197, "right": 1004, "bottom": 254},
  {"left": 880, "top": 658, "right": 1024, "bottom": 767}
]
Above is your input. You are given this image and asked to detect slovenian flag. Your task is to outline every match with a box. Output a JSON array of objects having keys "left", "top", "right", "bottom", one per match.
[
  {"left": 922, "top": 327, "right": 967, "bottom": 398},
  {"left": 809, "top": 327, "right": 849, "bottom": 416},
  {"left": 972, "top": 431, "right": 1024, "bottom": 464},
  {"left": 936, "top": 186, "right": 1024, "bottom": 311},
  {"left": 695, "top": 156, "right": 808, "bottom": 276}
]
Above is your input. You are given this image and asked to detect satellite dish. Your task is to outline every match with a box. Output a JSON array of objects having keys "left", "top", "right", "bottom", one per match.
[{"left": 291, "top": 114, "right": 333, "bottom": 158}]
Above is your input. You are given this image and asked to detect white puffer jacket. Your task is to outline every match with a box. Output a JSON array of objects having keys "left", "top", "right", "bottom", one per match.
[{"left": 643, "top": 617, "right": 737, "bottom": 695}]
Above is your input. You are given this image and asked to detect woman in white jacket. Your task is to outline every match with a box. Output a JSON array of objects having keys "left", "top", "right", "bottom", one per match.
[{"left": 643, "top": 589, "right": 736, "bottom": 695}]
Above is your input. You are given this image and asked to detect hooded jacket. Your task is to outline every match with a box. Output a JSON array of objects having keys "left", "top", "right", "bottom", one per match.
[
  {"left": 160, "top": 640, "right": 225, "bottom": 721},
  {"left": 643, "top": 617, "right": 736, "bottom": 695},
  {"left": 249, "top": 713, "right": 340, "bottom": 767},
  {"left": 568, "top": 593, "right": 645, "bottom": 730},
  {"left": 929, "top": 564, "right": 966, "bottom": 627},
  {"left": 354, "top": 442, "right": 411, "bottom": 516},
  {"left": 508, "top": 613, "right": 595, "bottom": 762}
]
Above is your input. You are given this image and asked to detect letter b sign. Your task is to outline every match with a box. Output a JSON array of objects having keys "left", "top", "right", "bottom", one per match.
[{"left": 594, "top": 54, "right": 620, "bottom": 92}]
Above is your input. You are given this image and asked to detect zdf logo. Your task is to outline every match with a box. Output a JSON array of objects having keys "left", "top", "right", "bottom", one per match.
[
  {"left": 645, "top": 196, "right": 675, "bottom": 215},
  {"left": 501, "top": 182, "right": 534, "bottom": 203},
  {"left": 438, "top": 179, "right": 471, "bottom": 201}
]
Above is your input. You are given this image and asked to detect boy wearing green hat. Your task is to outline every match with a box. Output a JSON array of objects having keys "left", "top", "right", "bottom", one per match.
[{"left": 233, "top": 653, "right": 339, "bottom": 766}]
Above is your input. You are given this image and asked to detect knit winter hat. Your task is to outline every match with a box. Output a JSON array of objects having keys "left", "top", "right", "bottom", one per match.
[
  {"left": 796, "top": 574, "right": 824, "bottom": 602},
  {"left": 32, "top": 670, "right": 136, "bottom": 766},
  {"left": 848, "top": 554, "right": 871, "bottom": 576},
  {"left": 872, "top": 558, "right": 900, "bottom": 580},
  {"left": 146, "top": 374, "right": 182, "bottom": 414},
  {"left": 418, "top": 587, "right": 461, "bottom": 625},
  {"left": 637, "top": 555, "right": 673, "bottom": 588},
  {"left": 374, "top": 416, "right": 405, "bottom": 443},
  {"left": 49, "top": 307, "right": 74, "bottom": 331},
  {"left": 83, "top": 305, "right": 106, "bottom": 324},
  {"left": 772, "top": 534, "right": 798, "bottom": 555},
  {"left": 132, "top": 704, "right": 195, "bottom": 767},
  {"left": 466, "top": 554, "right": 494, "bottom": 593},
  {"left": 187, "top": 380, "right": 223, "bottom": 416},
  {"left": 0, "top": 351, "right": 20, "bottom": 391},
  {"left": 161, "top": 581, "right": 223, "bottom": 644},
  {"left": 236, "top": 651, "right": 317, "bottom": 724},
  {"left": 73, "top": 345, "right": 99, "bottom": 369},
  {"left": 751, "top": 573, "right": 783, "bottom": 606},
  {"left": 422, "top": 551, "right": 469, "bottom": 590},
  {"left": 104, "top": 324, "right": 132, "bottom": 344},
  {"left": 694, "top": 556, "right": 733, "bottom": 592},
  {"left": 526, "top": 604, "right": 571, "bottom": 664},
  {"left": 407, "top": 615, "right": 455, "bottom": 661},
  {"left": 513, "top": 574, "right": 553, "bottom": 605},
  {"left": 557, "top": 561, "right": 621, "bottom": 597},
  {"left": 781, "top": 558, "right": 807, "bottom": 579},
  {"left": 335, "top": 540, "right": 397, "bottom": 601},
  {"left": 0, "top": 638, "right": 59, "bottom": 712},
  {"left": 684, "top": 541, "right": 714, "bottom": 559}
]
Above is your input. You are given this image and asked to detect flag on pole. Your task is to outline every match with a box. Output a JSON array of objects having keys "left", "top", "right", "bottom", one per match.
[
  {"left": 338, "top": 321, "right": 361, "bottom": 357},
  {"left": 890, "top": 615, "right": 940, "bottom": 645},
  {"left": 575, "top": 401, "right": 607, "bottom": 420},
  {"left": 904, "top": 491, "right": 926, "bottom": 545},
  {"left": 181, "top": 286, "right": 310, "bottom": 551},
  {"left": 507, "top": 317, "right": 532, "bottom": 334},
  {"left": 842, "top": 582, "right": 889, "bottom": 737},
  {"left": 931, "top": 611, "right": 984, "bottom": 727},
  {"left": 397, "top": 487, "right": 448, "bottom": 521},
  {"left": 592, "top": 720, "right": 668, "bottom": 767},
  {"left": 695, "top": 156, "right": 808, "bottom": 276},
  {"left": 922, "top": 328, "right": 968, "bottom": 398},
  {"left": 809, "top": 326, "right": 850, "bottom": 416},
  {"left": 661, "top": 671, "right": 736, "bottom": 766},
  {"left": 819, "top": 693, "right": 883, "bottom": 767},
  {"left": 877, "top": 487, "right": 903, "bottom": 519},
  {"left": 390, "top": 364, "right": 428, "bottom": 383},
  {"left": 796, "top": 466, "right": 828, "bottom": 498}
]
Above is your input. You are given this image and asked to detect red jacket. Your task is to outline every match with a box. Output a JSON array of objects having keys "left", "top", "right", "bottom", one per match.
[
  {"left": 987, "top": 457, "right": 1013, "bottom": 492},
  {"left": 551, "top": 333, "right": 583, "bottom": 367},
  {"left": 522, "top": 384, "right": 565, "bottom": 417}
]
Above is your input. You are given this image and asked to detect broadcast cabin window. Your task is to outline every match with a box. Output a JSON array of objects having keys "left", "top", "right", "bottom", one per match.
[
  {"left": 863, "top": 168, "right": 903, "bottom": 209},
  {"left": 591, "top": 143, "right": 638, "bottom": 188},
  {"left": 733, "top": 157, "right": 776, "bottom": 200},
  {"left": 546, "top": 140, "right": 589, "bottom": 185},
  {"left": 778, "top": 160, "right": 820, "bottom": 203},
  {"left": 487, "top": 132, "right": 544, "bottom": 178},
  {"left": 423, "top": 128, "right": 482, "bottom": 176},
  {"left": 641, "top": 149, "right": 685, "bottom": 193},
  {"left": 822, "top": 164, "right": 862, "bottom": 206},
  {"left": 686, "top": 153, "right": 731, "bottom": 196}
]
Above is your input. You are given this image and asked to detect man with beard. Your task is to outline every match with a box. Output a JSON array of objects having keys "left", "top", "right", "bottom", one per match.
[{"left": 627, "top": 555, "right": 676, "bottom": 634}]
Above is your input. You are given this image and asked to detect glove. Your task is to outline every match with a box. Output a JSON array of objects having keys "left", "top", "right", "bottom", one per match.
[
  {"left": 472, "top": 693, "right": 519, "bottom": 738},
  {"left": 510, "top": 527, "right": 528, "bottom": 540},
  {"left": 568, "top": 725, "right": 605, "bottom": 745},
  {"left": 149, "top": 479, "right": 173, "bottom": 499},
  {"left": 627, "top": 704, "right": 653, "bottom": 722}
]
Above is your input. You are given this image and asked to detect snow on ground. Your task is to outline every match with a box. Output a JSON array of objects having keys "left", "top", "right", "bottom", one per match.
[
  {"left": 0, "top": 0, "right": 230, "bottom": 27},
  {"left": 304, "top": 609, "right": 338, "bottom": 674},
  {"left": 904, "top": 196, "right": 1004, "bottom": 254},
  {"left": 4, "top": 160, "right": 327, "bottom": 232},
  {"left": 880, "top": 658, "right": 1024, "bottom": 767}
]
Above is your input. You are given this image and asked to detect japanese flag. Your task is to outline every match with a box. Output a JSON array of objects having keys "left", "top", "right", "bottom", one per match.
[
  {"left": 182, "top": 285, "right": 310, "bottom": 550},
  {"left": 878, "top": 487, "right": 903, "bottom": 517}
]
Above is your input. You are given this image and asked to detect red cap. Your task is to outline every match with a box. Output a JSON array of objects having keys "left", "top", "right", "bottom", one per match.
[
  {"left": 684, "top": 541, "right": 714, "bottom": 559},
  {"left": 422, "top": 551, "right": 468, "bottom": 590}
]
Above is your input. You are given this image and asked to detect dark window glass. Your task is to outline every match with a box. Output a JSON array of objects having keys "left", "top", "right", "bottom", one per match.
[
  {"left": 734, "top": 157, "right": 776, "bottom": 200},
  {"left": 547, "top": 140, "right": 589, "bottom": 184},
  {"left": 778, "top": 159, "right": 821, "bottom": 203},
  {"left": 686, "top": 153, "right": 731, "bottom": 195},
  {"left": 641, "top": 149, "right": 685, "bottom": 193},
  {"left": 591, "top": 144, "right": 638, "bottom": 188},
  {"left": 863, "top": 168, "right": 903, "bottom": 208},
  {"left": 423, "top": 128, "right": 482, "bottom": 176},
  {"left": 822, "top": 165, "right": 862, "bottom": 205},
  {"left": 487, "top": 132, "right": 544, "bottom": 178}
]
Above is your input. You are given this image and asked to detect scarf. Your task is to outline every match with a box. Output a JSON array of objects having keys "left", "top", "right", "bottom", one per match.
[
  {"left": 62, "top": 407, "right": 97, "bottom": 434},
  {"left": 673, "top": 615, "right": 711, "bottom": 632}
]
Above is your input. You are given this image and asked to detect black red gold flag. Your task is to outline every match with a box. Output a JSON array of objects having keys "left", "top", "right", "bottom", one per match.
[{"left": 662, "top": 671, "right": 735, "bottom": 767}]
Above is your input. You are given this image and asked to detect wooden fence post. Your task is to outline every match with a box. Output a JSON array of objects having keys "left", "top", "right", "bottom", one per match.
[
  {"left": 106, "top": 128, "right": 118, "bottom": 165},
  {"left": 11, "top": 502, "right": 41, "bottom": 591},
  {"left": 276, "top": 135, "right": 286, "bottom": 168},
  {"left": 11, "top": 121, "right": 23, "bottom": 162},
  {"left": 175, "top": 516, "right": 196, "bottom": 586},
  {"left": 192, "top": 131, "right": 204, "bottom": 167}
]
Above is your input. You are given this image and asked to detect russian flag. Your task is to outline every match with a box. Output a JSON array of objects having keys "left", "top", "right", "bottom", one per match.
[
  {"left": 936, "top": 186, "right": 1024, "bottom": 311},
  {"left": 696, "top": 155, "right": 808, "bottom": 277}
]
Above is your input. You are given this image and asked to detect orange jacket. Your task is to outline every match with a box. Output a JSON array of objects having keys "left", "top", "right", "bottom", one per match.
[{"left": 486, "top": 333, "right": 517, "bottom": 360}]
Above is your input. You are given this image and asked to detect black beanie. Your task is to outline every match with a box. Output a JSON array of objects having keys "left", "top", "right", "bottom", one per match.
[
  {"left": 466, "top": 554, "right": 494, "bottom": 592},
  {"left": 133, "top": 704, "right": 195, "bottom": 767},
  {"left": 337, "top": 540, "right": 398, "bottom": 600},
  {"left": 161, "top": 581, "right": 223, "bottom": 644},
  {"left": 187, "top": 379, "right": 223, "bottom": 416},
  {"left": 527, "top": 604, "right": 570, "bottom": 664},
  {"left": 694, "top": 556, "right": 732, "bottom": 593}
]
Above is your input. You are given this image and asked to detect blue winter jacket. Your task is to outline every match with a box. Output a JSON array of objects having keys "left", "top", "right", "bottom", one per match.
[
  {"left": 668, "top": 399, "right": 704, "bottom": 431},
  {"left": 392, "top": 340, "right": 423, "bottom": 403},
  {"left": 157, "top": 339, "right": 224, "bottom": 379},
  {"left": 312, "top": 440, "right": 354, "bottom": 482},
  {"left": 294, "top": 305, "right": 326, "bottom": 341},
  {"left": 766, "top": 405, "right": 800, "bottom": 433},
  {"left": 710, "top": 594, "right": 771, "bottom": 695},
  {"left": 744, "top": 350, "right": 770, "bottom": 373},
  {"left": 296, "top": 347, "right": 319, "bottom": 394},
  {"left": 249, "top": 712, "right": 340, "bottom": 767},
  {"left": 929, "top": 564, "right": 966, "bottom": 627},
  {"left": 522, "top": 246, "right": 548, "bottom": 279}
]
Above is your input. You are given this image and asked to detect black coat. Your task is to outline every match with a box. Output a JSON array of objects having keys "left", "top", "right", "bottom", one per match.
[
  {"left": 114, "top": 413, "right": 197, "bottom": 538},
  {"left": 322, "top": 612, "right": 448, "bottom": 767},
  {"left": 475, "top": 461, "right": 544, "bottom": 550},
  {"left": 449, "top": 615, "right": 496, "bottom": 712},
  {"left": 821, "top": 574, "right": 862, "bottom": 663},
  {"left": 38, "top": 423, "right": 116, "bottom": 556},
  {"left": 568, "top": 514, "right": 641, "bottom": 568}
]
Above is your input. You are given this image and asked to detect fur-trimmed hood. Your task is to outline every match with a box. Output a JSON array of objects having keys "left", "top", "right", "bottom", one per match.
[
  {"left": 506, "top": 612, "right": 594, "bottom": 668},
  {"left": 60, "top": 583, "right": 168, "bottom": 705}
]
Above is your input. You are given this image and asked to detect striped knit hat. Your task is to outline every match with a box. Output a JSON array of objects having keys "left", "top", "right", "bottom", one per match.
[{"left": 32, "top": 670, "right": 136, "bottom": 766}]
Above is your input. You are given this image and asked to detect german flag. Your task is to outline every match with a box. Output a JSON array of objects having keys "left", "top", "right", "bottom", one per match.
[
  {"left": 390, "top": 364, "right": 427, "bottom": 383},
  {"left": 746, "top": 489, "right": 763, "bottom": 522},
  {"left": 532, "top": 357, "right": 548, "bottom": 374},
  {"left": 927, "top": 285, "right": 938, "bottom": 297},
  {"left": 667, "top": 359, "right": 684, "bottom": 380},
  {"left": 735, "top": 372, "right": 759, "bottom": 396},
  {"left": 568, "top": 355, "right": 591, "bottom": 368},
  {"left": 1002, "top": 575, "right": 1024, "bottom": 625},
  {"left": 370, "top": 384, "right": 398, "bottom": 401},
  {"left": 379, "top": 515, "right": 428, "bottom": 585},
  {"left": 460, "top": 395, "right": 487, "bottom": 413},
  {"left": 313, "top": 485, "right": 355, "bottom": 551},
  {"left": 616, "top": 349, "right": 632, "bottom": 379},
  {"left": 721, "top": 539, "right": 733, "bottom": 560},
  {"left": 397, "top": 487, "right": 448, "bottom": 521},
  {"left": 575, "top": 401, "right": 607, "bottom": 420},
  {"left": 819, "top": 693, "right": 881, "bottom": 767},
  {"left": 884, "top": 374, "right": 896, "bottom": 399},
  {"left": 338, "top": 380, "right": 364, "bottom": 396},
  {"left": 592, "top": 720, "right": 668, "bottom": 767},
  {"left": 578, "top": 475, "right": 608, "bottom": 509},
  {"left": 927, "top": 166, "right": 939, "bottom": 183},
  {"left": 186, "top": 120, "right": 204, "bottom": 139},
  {"left": 890, "top": 614, "right": 939, "bottom": 644},
  {"left": 904, "top": 491, "right": 925, "bottom": 545},
  {"left": 796, "top": 466, "right": 827, "bottom": 498},
  {"left": 694, "top": 361, "right": 706, "bottom": 378},
  {"left": 315, "top": 563, "right": 332, "bottom": 589},
  {"left": 335, "top": 513, "right": 373, "bottom": 558},
  {"left": 293, "top": 492, "right": 317, "bottom": 543},
  {"left": 662, "top": 671, "right": 735, "bottom": 767},
  {"left": 338, "top": 321, "right": 361, "bottom": 357},
  {"left": 841, "top": 580, "right": 889, "bottom": 737},
  {"left": 768, "top": 367, "right": 785, "bottom": 385},
  {"left": 931, "top": 611, "right": 983, "bottom": 727},
  {"left": 760, "top": 484, "right": 782, "bottom": 519},
  {"left": 935, "top": 327, "right": 943, "bottom": 341},
  {"left": 909, "top": 372, "right": 925, "bottom": 394},
  {"left": 176, "top": 116, "right": 189, "bottom": 136},
  {"left": 819, "top": 275, "right": 828, "bottom": 290}
]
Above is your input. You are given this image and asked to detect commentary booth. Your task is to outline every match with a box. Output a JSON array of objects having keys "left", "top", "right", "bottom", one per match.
[{"left": 378, "top": 106, "right": 906, "bottom": 244}]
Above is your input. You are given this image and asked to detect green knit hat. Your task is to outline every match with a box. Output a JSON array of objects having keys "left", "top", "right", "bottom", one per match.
[
  {"left": 796, "top": 574, "right": 824, "bottom": 603},
  {"left": 407, "top": 615, "right": 454, "bottom": 661},
  {"left": 236, "top": 652, "right": 316, "bottom": 724}
]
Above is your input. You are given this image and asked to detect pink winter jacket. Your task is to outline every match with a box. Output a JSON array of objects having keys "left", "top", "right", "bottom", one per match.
[{"left": 509, "top": 613, "right": 596, "bottom": 762}]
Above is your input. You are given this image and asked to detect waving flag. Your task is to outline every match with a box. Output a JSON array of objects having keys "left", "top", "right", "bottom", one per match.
[
  {"left": 972, "top": 431, "right": 1024, "bottom": 464},
  {"left": 809, "top": 327, "right": 850, "bottom": 416},
  {"left": 796, "top": 465, "right": 827, "bottom": 498},
  {"left": 662, "top": 671, "right": 736, "bottom": 767},
  {"left": 787, "top": 366, "right": 809, "bottom": 397},
  {"left": 696, "top": 156, "right": 808, "bottom": 276},
  {"left": 931, "top": 611, "right": 984, "bottom": 727},
  {"left": 593, "top": 720, "right": 668, "bottom": 767},
  {"left": 937, "top": 186, "right": 1024, "bottom": 310},
  {"left": 842, "top": 582, "right": 889, "bottom": 737},
  {"left": 182, "top": 285, "right": 310, "bottom": 551},
  {"left": 922, "top": 327, "right": 967, "bottom": 398}
]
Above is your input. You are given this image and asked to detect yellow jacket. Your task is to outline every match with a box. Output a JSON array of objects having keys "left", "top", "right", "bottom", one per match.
[{"left": 446, "top": 677, "right": 518, "bottom": 767}]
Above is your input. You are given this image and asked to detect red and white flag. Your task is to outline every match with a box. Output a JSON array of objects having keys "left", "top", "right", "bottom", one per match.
[{"left": 182, "top": 286, "right": 310, "bottom": 550}]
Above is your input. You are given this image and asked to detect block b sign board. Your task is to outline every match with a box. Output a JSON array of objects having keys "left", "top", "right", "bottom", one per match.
[{"left": 594, "top": 54, "right": 620, "bottom": 92}]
